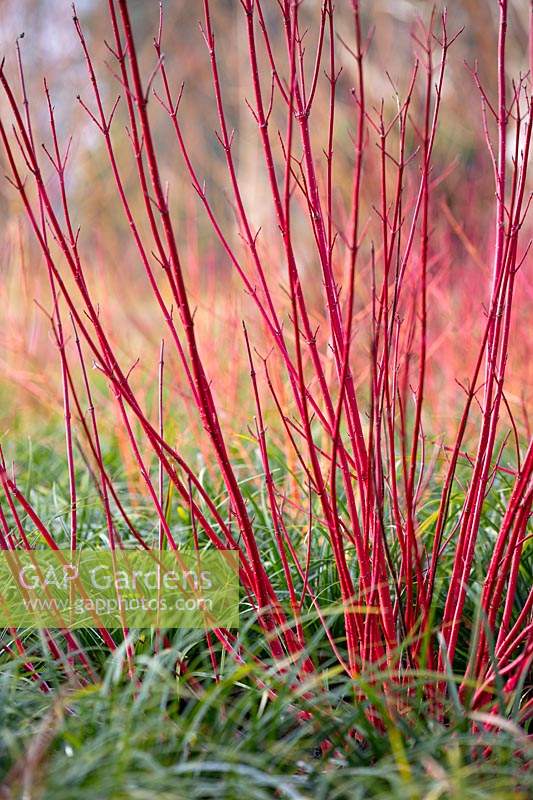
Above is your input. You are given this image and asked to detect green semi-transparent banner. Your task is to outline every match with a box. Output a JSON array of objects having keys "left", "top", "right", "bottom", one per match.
[{"left": 0, "top": 550, "right": 239, "bottom": 629}]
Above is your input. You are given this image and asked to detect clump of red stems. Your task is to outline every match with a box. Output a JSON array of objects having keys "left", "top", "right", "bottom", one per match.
[{"left": 0, "top": 0, "right": 531, "bottom": 726}]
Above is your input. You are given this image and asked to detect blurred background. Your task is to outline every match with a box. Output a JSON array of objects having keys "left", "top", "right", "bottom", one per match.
[{"left": 0, "top": 0, "right": 531, "bottom": 461}]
